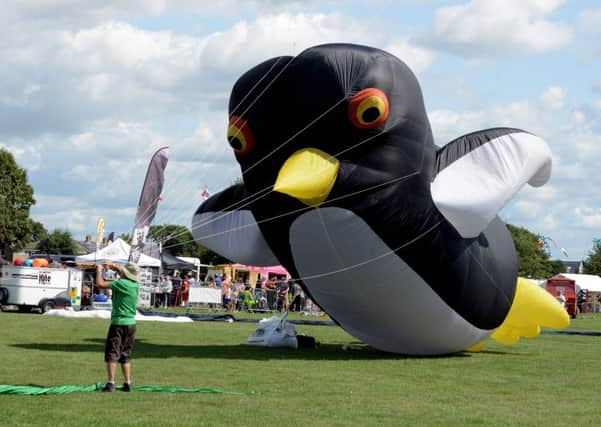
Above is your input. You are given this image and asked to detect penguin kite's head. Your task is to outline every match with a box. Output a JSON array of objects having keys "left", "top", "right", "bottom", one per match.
[{"left": 226, "top": 43, "right": 436, "bottom": 209}]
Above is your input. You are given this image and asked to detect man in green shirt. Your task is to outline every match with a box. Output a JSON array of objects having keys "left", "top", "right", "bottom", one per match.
[{"left": 96, "top": 261, "right": 140, "bottom": 392}]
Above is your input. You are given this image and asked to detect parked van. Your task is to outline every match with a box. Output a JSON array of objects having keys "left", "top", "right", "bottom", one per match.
[{"left": 0, "top": 265, "right": 83, "bottom": 313}]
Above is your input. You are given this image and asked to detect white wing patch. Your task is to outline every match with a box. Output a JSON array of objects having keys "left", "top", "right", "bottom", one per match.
[
  {"left": 192, "top": 210, "right": 280, "bottom": 266},
  {"left": 431, "top": 132, "right": 552, "bottom": 238}
]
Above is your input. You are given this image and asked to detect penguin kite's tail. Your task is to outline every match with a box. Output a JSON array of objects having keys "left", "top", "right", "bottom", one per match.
[{"left": 489, "top": 277, "right": 570, "bottom": 345}]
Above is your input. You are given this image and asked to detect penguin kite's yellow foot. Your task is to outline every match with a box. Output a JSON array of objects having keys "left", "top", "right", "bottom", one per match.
[
  {"left": 465, "top": 341, "right": 485, "bottom": 352},
  {"left": 491, "top": 277, "right": 570, "bottom": 345}
]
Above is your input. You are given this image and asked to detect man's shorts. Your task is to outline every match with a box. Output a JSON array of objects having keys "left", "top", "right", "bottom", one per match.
[{"left": 104, "top": 324, "right": 137, "bottom": 363}]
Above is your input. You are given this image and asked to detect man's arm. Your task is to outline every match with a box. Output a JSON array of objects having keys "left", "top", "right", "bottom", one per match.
[{"left": 96, "top": 262, "right": 125, "bottom": 289}]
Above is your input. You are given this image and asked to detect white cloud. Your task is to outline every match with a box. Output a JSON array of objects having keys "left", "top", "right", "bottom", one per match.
[
  {"left": 419, "top": 0, "right": 572, "bottom": 57},
  {"left": 539, "top": 86, "right": 565, "bottom": 111},
  {"left": 513, "top": 200, "right": 543, "bottom": 218},
  {"left": 0, "top": 12, "right": 434, "bottom": 139},
  {"left": 575, "top": 208, "right": 601, "bottom": 228},
  {"left": 540, "top": 213, "right": 557, "bottom": 230},
  {"left": 384, "top": 40, "right": 435, "bottom": 74},
  {"left": 428, "top": 110, "right": 486, "bottom": 144},
  {"left": 0, "top": 141, "right": 43, "bottom": 171}
]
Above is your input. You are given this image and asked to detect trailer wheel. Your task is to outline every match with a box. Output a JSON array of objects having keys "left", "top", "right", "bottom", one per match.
[
  {"left": 17, "top": 305, "right": 31, "bottom": 313},
  {"left": 0, "top": 288, "right": 8, "bottom": 305},
  {"left": 39, "top": 300, "right": 55, "bottom": 314}
]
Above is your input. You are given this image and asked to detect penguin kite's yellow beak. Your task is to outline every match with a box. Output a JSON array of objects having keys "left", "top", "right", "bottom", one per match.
[{"left": 273, "top": 148, "right": 340, "bottom": 207}]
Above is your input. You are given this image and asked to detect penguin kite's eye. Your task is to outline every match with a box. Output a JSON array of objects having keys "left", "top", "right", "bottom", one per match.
[
  {"left": 348, "top": 88, "right": 389, "bottom": 129},
  {"left": 227, "top": 116, "right": 254, "bottom": 156}
]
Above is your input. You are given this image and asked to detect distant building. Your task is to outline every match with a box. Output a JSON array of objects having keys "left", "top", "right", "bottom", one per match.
[{"left": 561, "top": 261, "right": 584, "bottom": 274}]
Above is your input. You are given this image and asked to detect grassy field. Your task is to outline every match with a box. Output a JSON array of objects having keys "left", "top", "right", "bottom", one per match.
[{"left": 1, "top": 309, "right": 600, "bottom": 426}]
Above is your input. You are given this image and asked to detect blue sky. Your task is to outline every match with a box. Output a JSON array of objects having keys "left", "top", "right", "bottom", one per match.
[{"left": 1, "top": 0, "right": 600, "bottom": 262}]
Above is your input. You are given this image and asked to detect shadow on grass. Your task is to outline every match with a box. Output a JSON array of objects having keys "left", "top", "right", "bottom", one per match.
[{"left": 12, "top": 339, "right": 474, "bottom": 361}]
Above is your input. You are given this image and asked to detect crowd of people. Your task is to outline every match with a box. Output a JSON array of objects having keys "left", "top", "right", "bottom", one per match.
[
  {"left": 152, "top": 271, "right": 195, "bottom": 308},
  {"left": 204, "top": 274, "right": 305, "bottom": 313},
  {"left": 142, "top": 269, "right": 324, "bottom": 315}
]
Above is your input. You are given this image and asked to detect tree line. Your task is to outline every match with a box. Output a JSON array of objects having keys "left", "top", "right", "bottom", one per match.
[{"left": 1, "top": 146, "right": 600, "bottom": 275}]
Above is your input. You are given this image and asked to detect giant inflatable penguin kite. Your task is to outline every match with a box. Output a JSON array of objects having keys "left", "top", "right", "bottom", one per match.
[{"left": 192, "top": 43, "right": 568, "bottom": 355}]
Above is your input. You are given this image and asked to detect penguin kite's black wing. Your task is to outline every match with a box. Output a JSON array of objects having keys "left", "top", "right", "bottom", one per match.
[
  {"left": 191, "top": 184, "right": 280, "bottom": 266},
  {"left": 431, "top": 127, "right": 552, "bottom": 238}
]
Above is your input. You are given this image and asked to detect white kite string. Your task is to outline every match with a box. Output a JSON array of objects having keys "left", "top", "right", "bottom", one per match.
[
  {"left": 137, "top": 56, "right": 298, "bottom": 239},
  {"left": 161, "top": 169, "right": 420, "bottom": 250},
  {"left": 154, "top": 93, "right": 347, "bottom": 236},
  {"left": 161, "top": 113, "right": 407, "bottom": 245},
  {"left": 296, "top": 220, "right": 443, "bottom": 282}
]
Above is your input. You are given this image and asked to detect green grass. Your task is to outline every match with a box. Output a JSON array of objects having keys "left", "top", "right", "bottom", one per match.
[{"left": 1, "top": 311, "right": 600, "bottom": 426}]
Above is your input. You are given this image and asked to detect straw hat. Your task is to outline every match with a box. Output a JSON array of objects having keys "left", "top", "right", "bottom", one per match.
[{"left": 121, "top": 261, "right": 140, "bottom": 281}]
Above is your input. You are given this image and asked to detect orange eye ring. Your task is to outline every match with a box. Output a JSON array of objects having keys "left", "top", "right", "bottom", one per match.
[
  {"left": 227, "top": 115, "right": 254, "bottom": 156},
  {"left": 348, "top": 88, "right": 389, "bottom": 129}
]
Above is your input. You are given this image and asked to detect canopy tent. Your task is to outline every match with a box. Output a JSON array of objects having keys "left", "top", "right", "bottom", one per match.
[
  {"left": 75, "top": 238, "right": 161, "bottom": 268},
  {"left": 161, "top": 251, "right": 195, "bottom": 271},
  {"left": 176, "top": 256, "right": 206, "bottom": 268},
  {"left": 559, "top": 274, "right": 601, "bottom": 292}
]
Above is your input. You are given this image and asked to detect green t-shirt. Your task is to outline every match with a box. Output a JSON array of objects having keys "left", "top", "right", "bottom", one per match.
[{"left": 109, "top": 278, "right": 139, "bottom": 325}]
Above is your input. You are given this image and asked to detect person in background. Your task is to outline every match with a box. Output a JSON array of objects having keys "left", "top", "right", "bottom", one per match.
[
  {"left": 206, "top": 276, "right": 216, "bottom": 288},
  {"left": 160, "top": 275, "right": 172, "bottom": 308},
  {"left": 151, "top": 278, "right": 161, "bottom": 308},
  {"left": 276, "top": 277, "right": 289, "bottom": 312},
  {"left": 220, "top": 274, "right": 230, "bottom": 310},
  {"left": 239, "top": 285, "right": 255, "bottom": 311},
  {"left": 556, "top": 290, "right": 567, "bottom": 309},
  {"left": 265, "top": 276, "right": 277, "bottom": 310},
  {"left": 187, "top": 272, "right": 196, "bottom": 288},
  {"left": 172, "top": 271, "right": 182, "bottom": 307},
  {"left": 179, "top": 275, "right": 190, "bottom": 307},
  {"left": 95, "top": 262, "right": 140, "bottom": 393},
  {"left": 289, "top": 280, "right": 304, "bottom": 312}
]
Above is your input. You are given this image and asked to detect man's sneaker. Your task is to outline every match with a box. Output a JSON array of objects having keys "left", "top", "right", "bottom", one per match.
[
  {"left": 122, "top": 382, "right": 132, "bottom": 392},
  {"left": 101, "top": 382, "right": 115, "bottom": 392}
]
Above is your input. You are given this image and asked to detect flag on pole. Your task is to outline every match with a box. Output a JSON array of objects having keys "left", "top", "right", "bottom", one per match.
[
  {"left": 129, "top": 147, "right": 169, "bottom": 264},
  {"left": 200, "top": 186, "right": 210, "bottom": 201},
  {"left": 95, "top": 217, "right": 105, "bottom": 251}
]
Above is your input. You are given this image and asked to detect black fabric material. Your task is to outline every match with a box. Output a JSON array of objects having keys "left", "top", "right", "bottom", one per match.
[
  {"left": 136, "top": 309, "right": 337, "bottom": 326},
  {"left": 542, "top": 330, "right": 601, "bottom": 337},
  {"left": 193, "top": 43, "right": 518, "bottom": 330},
  {"left": 434, "top": 127, "right": 525, "bottom": 175},
  {"left": 161, "top": 251, "right": 194, "bottom": 271}
]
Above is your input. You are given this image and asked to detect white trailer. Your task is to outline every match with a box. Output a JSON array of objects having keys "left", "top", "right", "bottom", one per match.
[{"left": 0, "top": 265, "right": 83, "bottom": 313}]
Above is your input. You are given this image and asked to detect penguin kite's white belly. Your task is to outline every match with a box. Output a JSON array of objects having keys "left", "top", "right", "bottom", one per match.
[{"left": 289, "top": 207, "right": 493, "bottom": 355}]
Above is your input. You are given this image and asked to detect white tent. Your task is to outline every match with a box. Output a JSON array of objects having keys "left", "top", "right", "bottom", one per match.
[
  {"left": 559, "top": 274, "right": 601, "bottom": 292},
  {"left": 75, "top": 238, "right": 161, "bottom": 268}
]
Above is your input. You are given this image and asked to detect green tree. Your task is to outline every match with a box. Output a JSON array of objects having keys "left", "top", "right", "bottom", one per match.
[
  {"left": 29, "top": 220, "right": 48, "bottom": 242},
  {"left": 148, "top": 224, "right": 229, "bottom": 264},
  {"left": 118, "top": 233, "right": 132, "bottom": 243},
  {"left": 583, "top": 241, "right": 601, "bottom": 276},
  {"left": 38, "top": 229, "right": 77, "bottom": 255},
  {"left": 506, "top": 224, "right": 558, "bottom": 278},
  {"left": 0, "top": 148, "right": 35, "bottom": 257},
  {"left": 549, "top": 259, "right": 566, "bottom": 276}
]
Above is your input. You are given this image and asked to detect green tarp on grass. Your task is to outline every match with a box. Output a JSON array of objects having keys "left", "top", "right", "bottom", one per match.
[{"left": 0, "top": 382, "right": 256, "bottom": 396}]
